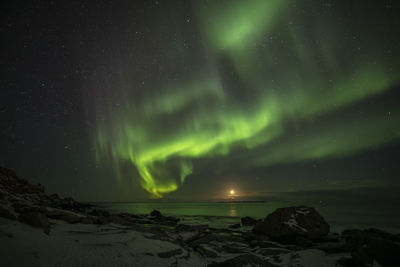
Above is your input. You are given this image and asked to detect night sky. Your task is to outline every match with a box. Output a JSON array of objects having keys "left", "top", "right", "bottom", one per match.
[{"left": 1, "top": 0, "right": 400, "bottom": 202}]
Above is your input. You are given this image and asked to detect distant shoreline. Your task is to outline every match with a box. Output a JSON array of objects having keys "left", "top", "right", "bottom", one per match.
[
  {"left": 92, "top": 200, "right": 269, "bottom": 204},
  {"left": 215, "top": 200, "right": 266, "bottom": 203}
]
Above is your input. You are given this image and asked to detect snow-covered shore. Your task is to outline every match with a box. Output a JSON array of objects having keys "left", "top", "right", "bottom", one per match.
[
  {"left": 1, "top": 217, "right": 205, "bottom": 267},
  {"left": 1, "top": 216, "right": 346, "bottom": 267},
  {"left": 1, "top": 167, "right": 399, "bottom": 266}
]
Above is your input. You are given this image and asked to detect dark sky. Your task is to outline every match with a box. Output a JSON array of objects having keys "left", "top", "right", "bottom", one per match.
[{"left": 1, "top": 0, "right": 400, "bottom": 202}]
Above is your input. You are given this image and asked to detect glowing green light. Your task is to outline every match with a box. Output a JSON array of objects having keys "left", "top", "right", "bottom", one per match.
[{"left": 92, "top": 0, "right": 400, "bottom": 197}]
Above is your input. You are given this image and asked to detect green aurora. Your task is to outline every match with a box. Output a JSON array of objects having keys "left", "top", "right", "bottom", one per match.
[{"left": 93, "top": 1, "right": 400, "bottom": 198}]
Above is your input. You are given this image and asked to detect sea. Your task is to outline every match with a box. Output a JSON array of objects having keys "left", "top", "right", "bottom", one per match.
[{"left": 101, "top": 201, "right": 400, "bottom": 234}]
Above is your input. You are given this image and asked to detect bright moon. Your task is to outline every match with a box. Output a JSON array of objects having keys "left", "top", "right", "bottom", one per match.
[{"left": 229, "top": 190, "right": 235, "bottom": 195}]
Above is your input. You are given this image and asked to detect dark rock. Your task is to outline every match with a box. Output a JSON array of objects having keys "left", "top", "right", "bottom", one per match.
[
  {"left": 336, "top": 256, "right": 357, "bottom": 267},
  {"left": 0, "top": 166, "right": 100, "bottom": 226},
  {"left": 49, "top": 193, "right": 60, "bottom": 200},
  {"left": 163, "top": 215, "right": 179, "bottom": 223},
  {"left": 252, "top": 206, "right": 329, "bottom": 242},
  {"left": 0, "top": 206, "right": 16, "bottom": 220},
  {"left": 109, "top": 215, "right": 135, "bottom": 226},
  {"left": 188, "top": 236, "right": 216, "bottom": 247},
  {"left": 131, "top": 219, "right": 154, "bottom": 225},
  {"left": 89, "top": 208, "right": 110, "bottom": 218},
  {"left": 208, "top": 254, "right": 277, "bottom": 267},
  {"left": 316, "top": 233, "right": 341, "bottom": 243},
  {"left": 214, "top": 234, "right": 245, "bottom": 243},
  {"left": 249, "top": 240, "right": 287, "bottom": 249},
  {"left": 19, "top": 183, "right": 45, "bottom": 194},
  {"left": 18, "top": 212, "right": 50, "bottom": 234},
  {"left": 0, "top": 167, "right": 18, "bottom": 178},
  {"left": 12, "top": 202, "right": 42, "bottom": 214},
  {"left": 221, "top": 244, "right": 248, "bottom": 253},
  {"left": 64, "top": 197, "right": 74, "bottom": 202},
  {"left": 177, "top": 224, "right": 209, "bottom": 243},
  {"left": 241, "top": 216, "right": 259, "bottom": 226},
  {"left": 257, "top": 247, "right": 290, "bottom": 256},
  {"left": 128, "top": 213, "right": 143, "bottom": 219},
  {"left": 57, "top": 197, "right": 74, "bottom": 209},
  {"left": 97, "top": 215, "right": 108, "bottom": 224},
  {"left": 295, "top": 236, "right": 314, "bottom": 247},
  {"left": 312, "top": 242, "right": 348, "bottom": 254},
  {"left": 0, "top": 167, "right": 45, "bottom": 196},
  {"left": 157, "top": 248, "right": 182, "bottom": 258},
  {"left": 343, "top": 228, "right": 400, "bottom": 243},
  {"left": 148, "top": 209, "right": 178, "bottom": 224},
  {"left": 196, "top": 244, "right": 218, "bottom": 258},
  {"left": 343, "top": 228, "right": 400, "bottom": 267},
  {"left": 53, "top": 198, "right": 93, "bottom": 212},
  {"left": 150, "top": 209, "right": 162, "bottom": 218},
  {"left": 45, "top": 208, "right": 81, "bottom": 223},
  {"left": 80, "top": 216, "right": 97, "bottom": 224},
  {"left": 229, "top": 223, "right": 241, "bottom": 229},
  {"left": 73, "top": 202, "right": 94, "bottom": 211},
  {"left": 147, "top": 227, "right": 172, "bottom": 241},
  {"left": 242, "top": 231, "right": 270, "bottom": 242},
  {"left": 64, "top": 215, "right": 82, "bottom": 224}
]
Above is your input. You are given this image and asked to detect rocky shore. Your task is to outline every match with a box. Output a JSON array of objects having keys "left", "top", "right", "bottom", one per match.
[{"left": 1, "top": 167, "right": 399, "bottom": 266}]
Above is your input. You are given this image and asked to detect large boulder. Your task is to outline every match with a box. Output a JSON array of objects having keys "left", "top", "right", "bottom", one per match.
[
  {"left": 343, "top": 228, "right": 400, "bottom": 266},
  {"left": 150, "top": 209, "right": 162, "bottom": 218},
  {"left": 252, "top": 206, "right": 329, "bottom": 242}
]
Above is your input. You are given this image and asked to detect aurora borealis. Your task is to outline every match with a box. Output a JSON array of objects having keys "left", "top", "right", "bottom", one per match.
[
  {"left": 1, "top": 0, "right": 400, "bottom": 201},
  {"left": 90, "top": 1, "right": 400, "bottom": 197}
]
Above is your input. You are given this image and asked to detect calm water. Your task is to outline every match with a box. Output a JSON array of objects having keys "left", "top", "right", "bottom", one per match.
[{"left": 102, "top": 201, "right": 400, "bottom": 234}]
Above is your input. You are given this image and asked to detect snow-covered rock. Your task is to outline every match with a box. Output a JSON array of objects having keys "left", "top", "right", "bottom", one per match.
[{"left": 252, "top": 206, "right": 330, "bottom": 242}]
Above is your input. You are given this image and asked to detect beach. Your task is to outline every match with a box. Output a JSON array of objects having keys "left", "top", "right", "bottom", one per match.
[{"left": 2, "top": 167, "right": 400, "bottom": 266}]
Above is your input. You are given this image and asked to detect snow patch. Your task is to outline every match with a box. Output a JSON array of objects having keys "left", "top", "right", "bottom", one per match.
[
  {"left": 284, "top": 218, "right": 308, "bottom": 232},
  {"left": 273, "top": 249, "right": 338, "bottom": 267},
  {"left": 296, "top": 209, "right": 310, "bottom": 215}
]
